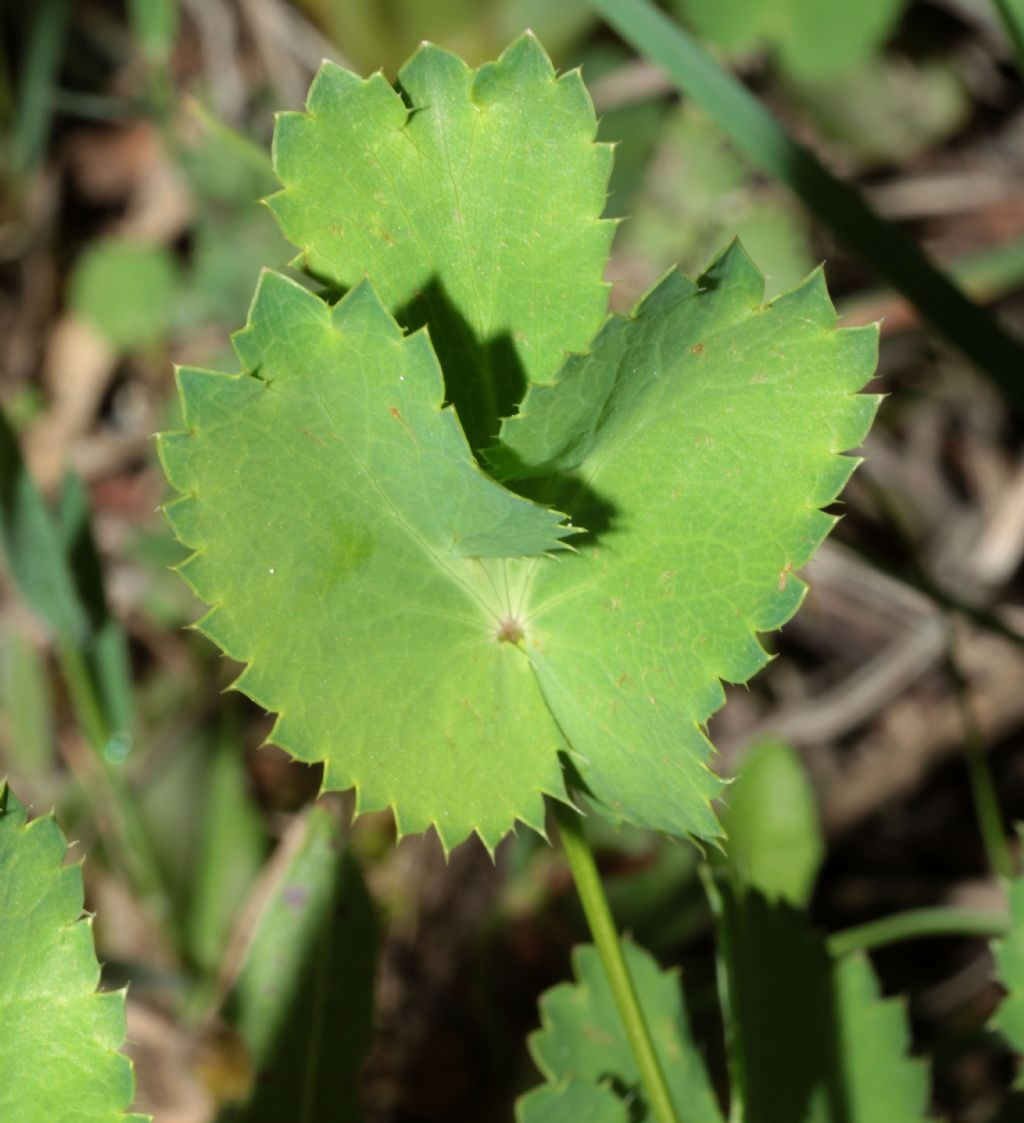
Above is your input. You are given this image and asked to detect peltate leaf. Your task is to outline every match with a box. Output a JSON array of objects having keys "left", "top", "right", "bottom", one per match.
[
  {"left": 992, "top": 874, "right": 1024, "bottom": 1084},
  {"left": 158, "top": 272, "right": 574, "bottom": 852},
  {"left": 521, "top": 940, "right": 723, "bottom": 1123},
  {"left": 717, "top": 885, "right": 928, "bottom": 1123},
  {"left": 0, "top": 783, "right": 147, "bottom": 1122},
  {"left": 160, "top": 43, "right": 877, "bottom": 851},
  {"left": 489, "top": 244, "right": 878, "bottom": 837},
  {"left": 268, "top": 33, "right": 615, "bottom": 450}
]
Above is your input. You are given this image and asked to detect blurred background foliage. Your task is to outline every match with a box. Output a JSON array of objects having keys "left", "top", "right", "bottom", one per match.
[{"left": 4, "top": 0, "right": 1024, "bottom": 1120}]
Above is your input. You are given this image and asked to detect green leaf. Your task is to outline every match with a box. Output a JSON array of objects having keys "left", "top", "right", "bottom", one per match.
[
  {"left": 522, "top": 940, "right": 723, "bottom": 1123},
  {"left": 0, "top": 783, "right": 147, "bottom": 1122},
  {"left": 159, "top": 271, "right": 574, "bottom": 851},
  {"left": 490, "top": 243, "right": 878, "bottom": 838},
  {"left": 721, "top": 738, "right": 823, "bottom": 907},
  {"left": 185, "top": 718, "right": 265, "bottom": 975},
  {"left": 0, "top": 625, "right": 55, "bottom": 777},
  {"left": 161, "top": 46, "right": 877, "bottom": 850},
  {"left": 0, "top": 405, "right": 88, "bottom": 644},
  {"left": 69, "top": 239, "right": 178, "bottom": 352},
  {"left": 267, "top": 33, "right": 615, "bottom": 449},
  {"left": 225, "top": 807, "right": 377, "bottom": 1121},
  {"left": 670, "top": 0, "right": 903, "bottom": 80},
  {"left": 992, "top": 874, "right": 1024, "bottom": 1084},
  {"left": 717, "top": 886, "right": 928, "bottom": 1123},
  {"left": 56, "top": 470, "right": 134, "bottom": 738},
  {"left": 518, "top": 1078, "right": 628, "bottom": 1123}
]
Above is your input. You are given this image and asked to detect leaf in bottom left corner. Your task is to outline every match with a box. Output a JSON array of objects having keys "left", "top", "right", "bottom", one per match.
[{"left": 0, "top": 782, "right": 148, "bottom": 1122}]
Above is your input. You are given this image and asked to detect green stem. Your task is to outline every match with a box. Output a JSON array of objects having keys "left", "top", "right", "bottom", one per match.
[
  {"left": 589, "top": 0, "right": 1024, "bottom": 411},
  {"left": 827, "top": 905, "right": 1008, "bottom": 958},
  {"left": 553, "top": 801, "right": 682, "bottom": 1123},
  {"left": 947, "top": 648, "right": 1016, "bottom": 880},
  {"left": 992, "top": 0, "right": 1024, "bottom": 74}
]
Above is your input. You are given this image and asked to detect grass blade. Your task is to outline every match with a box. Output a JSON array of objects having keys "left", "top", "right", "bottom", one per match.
[{"left": 590, "top": 0, "right": 1024, "bottom": 410}]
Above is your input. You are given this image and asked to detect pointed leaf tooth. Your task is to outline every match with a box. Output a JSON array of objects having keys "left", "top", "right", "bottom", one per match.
[
  {"left": 156, "top": 432, "right": 198, "bottom": 495},
  {"left": 232, "top": 269, "right": 329, "bottom": 374},
  {"left": 833, "top": 322, "right": 880, "bottom": 390},
  {"left": 698, "top": 237, "right": 765, "bottom": 307},
  {"left": 769, "top": 263, "right": 837, "bottom": 328},
  {"left": 161, "top": 494, "right": 202, "bottom": 549}
]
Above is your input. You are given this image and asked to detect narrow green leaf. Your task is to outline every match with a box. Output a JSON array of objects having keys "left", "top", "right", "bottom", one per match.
[
  {"left": 992, "top": 874, "right": 1024, "bottom": 1084},
  {"left": 0, "top": 626, "right": 55, "bottom": 776},
  {"left": 721, "top": 738, "right": 823, "bottom": 907},
  {"left": 9, "top": 0, "right": 70, "bottom": 176},
  {"left": 56, "top": 471, "right": 134, "bottom": 737},
  {"left": 226, "top": 807, "right": 377, "bottom": 1121},
  {"left": 518, "top": 1078, "right": 628, "bottom": 1123},
  {"left": 268, "top": 33, "right": 615, "bottom": 449},
  {"left": 186, "top": 720, "right": 265, "bottom": 975},
  {"left": 0, "top": 783, "right": 148, "bottom": 1122},
  {"left": 0, "top": 405, "right": 88, "bottom": 644},
  {"left": 491, "top": 245, "right": 878, "bottom": 838},
  {"left": 159, "top": 271, "right": 574, "bottom": 851},
  {"left": 717, "top": 885, "right": 928, "bottom": 1123},
  {"left": 523, "top": 940, "right": 723, "bottom": 1123}
]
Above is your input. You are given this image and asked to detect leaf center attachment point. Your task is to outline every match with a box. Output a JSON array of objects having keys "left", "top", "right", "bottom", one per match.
[{"left": 496, "top": 616, "right": 525, "bottom": 645}]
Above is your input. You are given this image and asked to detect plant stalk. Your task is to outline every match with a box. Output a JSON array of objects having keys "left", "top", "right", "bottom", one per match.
[
  {"left": 827, "top": 905, "right": 1008, "bottom": 957},
  {"left": 947, "top": 646, "right": 1016, "bottom": 880},
  {"left": 553, "top": 801, "right": 682, "bottom": 1123},
  {"left": 589, "top": 0, "right": 1024, "bottom": 411}
]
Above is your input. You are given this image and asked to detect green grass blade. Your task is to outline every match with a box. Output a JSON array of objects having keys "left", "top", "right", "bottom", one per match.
[
  {"left": 10, "top": 0, "right": 70, "bottom": 177},
  {"left": 225, "top": 808, "right": 378, "bottom": 1120},
  {"left": 0, "top": 406, "right": 88, "bottom": 644},
  {"left": 590, "top": 0, "right": 1024, "bottom": 410},
  {"left": 993, "top": 0, "right": 1024, "bottom": 73}
]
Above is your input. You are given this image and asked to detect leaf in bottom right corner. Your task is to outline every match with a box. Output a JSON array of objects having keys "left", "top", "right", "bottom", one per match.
[
  {"left": 992, "top": 875, "right": 1024, "bottom": 1086},
  {"left": 718, "top": 886, "right": 929, "bottom": 1123}
]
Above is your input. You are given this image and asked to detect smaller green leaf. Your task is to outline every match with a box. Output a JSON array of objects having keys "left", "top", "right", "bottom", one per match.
[
  {"left": 225, "top": 807, "right": 378, "bottom": 1121},
  {"left": 268, "top": 33, "right": 615, "bottom": 449},
  {"left": 992, "top": 874, "right": 1024, "bottom": 1084},
  {"left": 69, "top": 239, "right": 178, "bottom": 352},
  {"left": 518, "top": 1078, "right": 628, "bottom": 1123},
  {"left": 523, "top": 940, "right": 723, "bottom": 1123},
  {"left": 722, "top": 738, "right": 823, "bottom": 907},
  {"left": 0, "top": 783, "right": 148, "bottom": 1122}
]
